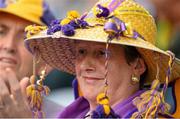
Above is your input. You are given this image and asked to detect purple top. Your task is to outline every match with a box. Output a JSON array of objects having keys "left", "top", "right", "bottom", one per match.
[{"left": 58, "top": 90, "right": 145, "bottom": 118}]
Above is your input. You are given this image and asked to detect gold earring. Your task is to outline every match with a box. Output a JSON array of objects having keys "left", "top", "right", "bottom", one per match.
[{"left": 131, "top": 74, "right": 140, "bottom": 83}]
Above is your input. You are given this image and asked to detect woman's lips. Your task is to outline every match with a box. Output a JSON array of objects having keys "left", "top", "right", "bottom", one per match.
[
  {"left": 84, "top": 77, "right": 103, "bottom": 80},
  {"left": 83, "top": 76, "right": 104, "bottom": 84},
  {"left": 0, "top": 57, "right": 18, "bottom": 68}
]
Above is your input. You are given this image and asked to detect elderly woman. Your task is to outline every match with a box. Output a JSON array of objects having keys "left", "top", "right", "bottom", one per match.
[{"left": 25, "top": 0, "right": 180, "bottom": 118}]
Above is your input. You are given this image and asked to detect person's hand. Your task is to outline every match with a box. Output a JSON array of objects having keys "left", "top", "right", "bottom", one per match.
[{"left": 0, "top": 68, "right": 32, "bottom": 118}]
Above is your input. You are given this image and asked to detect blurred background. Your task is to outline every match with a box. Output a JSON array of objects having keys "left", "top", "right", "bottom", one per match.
[{"left": 43, "top": 0, "right": 180, "bottom": 113}]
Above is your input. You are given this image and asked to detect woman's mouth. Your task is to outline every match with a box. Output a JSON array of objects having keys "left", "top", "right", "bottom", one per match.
[
  {"left": 83, "top": 76, "right": 104, "bottom": 84},
  {"left": 0, "top": 57, "right": 17, "bottom": 68}
]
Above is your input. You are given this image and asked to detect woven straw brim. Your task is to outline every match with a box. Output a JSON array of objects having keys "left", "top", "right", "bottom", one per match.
[{"left": 25, "top": 26, "right": 180, "bottom": 85}]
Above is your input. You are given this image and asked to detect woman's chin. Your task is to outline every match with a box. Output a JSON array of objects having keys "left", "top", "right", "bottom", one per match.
[{"left": 83, "top": 91, "right": 98, "bottom": 102}]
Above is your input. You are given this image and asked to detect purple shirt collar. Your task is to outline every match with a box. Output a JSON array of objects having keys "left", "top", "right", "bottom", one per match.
[{"left": 58, "top": 90, "right": 145, "bottom": 118}]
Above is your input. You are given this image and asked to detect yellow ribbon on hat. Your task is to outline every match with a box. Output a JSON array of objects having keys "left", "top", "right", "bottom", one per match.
[{"left": 122, "top": 23, "right": 134, "bottom": 37}]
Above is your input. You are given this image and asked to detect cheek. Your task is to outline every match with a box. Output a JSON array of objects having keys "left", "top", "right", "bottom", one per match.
[
  {"left": 19, "top": 44, "right": 32, "bottom": 61},
  {"left": 75, "top": 61, "right": 81, "bottom": 76},
  {"left": 17, "top": 45, "right": 33, "bottom": 78},
  {"left": 107, "top": 60, "right": 132, "bottom": 86}
]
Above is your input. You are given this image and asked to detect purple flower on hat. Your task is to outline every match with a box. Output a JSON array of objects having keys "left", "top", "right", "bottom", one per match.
[
  {"left": 69, "top": 20, "right": 80, "bottom": 29},
  {"left": 47, "top": 19, "right": 61, "bottom": 35},
  {"left": 50, "top": 19, "right": 60, "bottom": 26},
  {"left": 46, "top": 11, "right": 89, "bottom": 36},
  {"left": 47, "top": 24, "right": 61, "bottom": 35},
  {"left": 96, "top": 4, "right": 110, "bottom": 18},
  {"left": 69, "top": 19, "right": 89, "bottom": 29},
  {"left": 77, "top": 19, "right": 89, "bottom": 28},
  {"left": 61, "top": 24, "right": 75, "bottom": 36}
]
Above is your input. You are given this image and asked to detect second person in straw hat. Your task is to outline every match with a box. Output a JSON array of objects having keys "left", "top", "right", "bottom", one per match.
[{"left": 0, "top": 0, "right": 63, "bottom": 118}]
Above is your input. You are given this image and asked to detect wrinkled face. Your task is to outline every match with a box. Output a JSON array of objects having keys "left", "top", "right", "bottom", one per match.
[
  {"left": 75, "top": 41, "right": 135, "bottom": 102},
  {"left": 0, "top": 13, "right": 33, "bottom": 79}
]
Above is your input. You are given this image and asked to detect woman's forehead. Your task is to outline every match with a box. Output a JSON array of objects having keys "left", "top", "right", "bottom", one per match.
[
  {"left": 75, "top": 40, "right": 105, "bottom": 46},
  {"left": 75, "top": 40, "right": 123, "bottom": 48}
]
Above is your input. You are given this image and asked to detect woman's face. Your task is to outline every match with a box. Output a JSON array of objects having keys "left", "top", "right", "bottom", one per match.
[
  {"left": 0, "top": 13, "right": 33, "bottom": 79},
  {"left": 75, "top": 41, "right": 143, "bottom": 103}
]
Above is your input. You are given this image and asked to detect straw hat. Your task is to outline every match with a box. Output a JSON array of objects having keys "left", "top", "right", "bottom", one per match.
[
  {"left": 25, "top": 0, "right": 180, "bottom": 85},
  {"left": 0, "top": 0, "right": 55, "bottom": 25}
]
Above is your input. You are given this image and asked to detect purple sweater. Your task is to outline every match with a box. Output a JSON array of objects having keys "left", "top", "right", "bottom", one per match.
[{"left": 58, "top": 90, "right": 144, "bottom": 118}]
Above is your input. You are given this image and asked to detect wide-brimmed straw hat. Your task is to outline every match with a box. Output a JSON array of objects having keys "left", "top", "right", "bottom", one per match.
[
  {"left": 0, "top": 0, "right": 55, "bottom": 25},
  {"left": 25, "top": 0, "right": 180, "bottom": 85}
]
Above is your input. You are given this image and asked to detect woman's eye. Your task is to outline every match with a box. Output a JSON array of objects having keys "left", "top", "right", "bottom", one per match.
[
  {"left": 76, "top": 48, "right": 87, "bottom": 57},
  {"left": 0, "top": 30, "right": 6, "bottom": 36},
  {"left": 78, "top": 49, "right": 86, "bottom": 54},
  {"left": 100, "top": 50, "right": 105, "bottom": 55},
  {"left": 97, "top": 50, "right": 106, "bottom": 57},
  {"left": 96, "top": 49, "right": 111, "bottom": 59},
  {"left": 0, "top": 27, "right": 8, "bottom": 37},
  {"left": 76, "top": 48, "right": 87, "bottom": 59}
]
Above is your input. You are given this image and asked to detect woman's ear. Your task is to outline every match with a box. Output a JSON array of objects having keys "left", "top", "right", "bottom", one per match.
[{"left": 131, "top": 58, "right": 146, "bottom": 76}]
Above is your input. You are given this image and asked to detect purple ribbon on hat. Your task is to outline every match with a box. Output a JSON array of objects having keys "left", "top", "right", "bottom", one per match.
[
  {"left": 104, "top": 16, "right": 144, "bottom": 40},
  {"left": 96, "top": 0, "right": 125, "bottom": 18},
  {"left": 108, "top": 0, "right": 125, "bottom": 13},
  {"left": 104, "top": 21, "right": 118, "bottom": 34}
]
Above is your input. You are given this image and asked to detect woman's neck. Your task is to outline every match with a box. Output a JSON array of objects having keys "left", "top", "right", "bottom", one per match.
[{"left": 110, "top": 82, "right": 139, "bottom": 108}]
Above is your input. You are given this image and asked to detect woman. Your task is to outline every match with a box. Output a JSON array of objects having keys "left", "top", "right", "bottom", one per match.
[{"left": 24, "top": 0, "right": 180, "bottom": 118}]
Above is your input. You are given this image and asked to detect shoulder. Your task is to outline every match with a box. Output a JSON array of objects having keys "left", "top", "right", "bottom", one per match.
[{"left": 58, "top": 97, "right": 90, "bottom": 118}]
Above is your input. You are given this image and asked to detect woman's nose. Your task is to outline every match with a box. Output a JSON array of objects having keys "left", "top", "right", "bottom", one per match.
[
  {"left": 0, "top": 34, "right": 17, "bottom": 54},
  {"left": 80, "top": 56, "right": 96, "bottom": 72}
]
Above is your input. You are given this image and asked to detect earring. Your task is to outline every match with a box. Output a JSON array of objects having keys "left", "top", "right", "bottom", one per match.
[{"left": 131, "top": 74, "right": 140, "bottom": 83}]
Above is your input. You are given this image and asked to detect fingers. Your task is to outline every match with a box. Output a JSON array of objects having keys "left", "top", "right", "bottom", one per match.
[
  {"left": 0, "top": 68, "right": 23, "bottom": 104},
  {"left": 0, "top": 68, "right": 32, "bottom": 117},
  {"left": 19, "top": 77, "right": 30, "bottom": 97},
  {"left": 5, "top": 68, "right": 23, "bottom": 102},
  {"left": 0, "top": 71, "right": 13, "bottom": 106},
  {"left": 0, "top": 97, "right": 3, "bottom": 107}
]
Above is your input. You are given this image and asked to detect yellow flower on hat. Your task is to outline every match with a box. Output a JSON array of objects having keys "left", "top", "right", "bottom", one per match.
[
  {"left": 25, "top": 25, "right": 47, "bottom": 38},
  {"left": 67, "top": 10, "right": 80, "bottom": 19},
  {"left": 60, "top": 18, "right": 71, "bottom": 25},
  {"left": 60, "top": 10, "right": 80, "bottom": 25}
]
